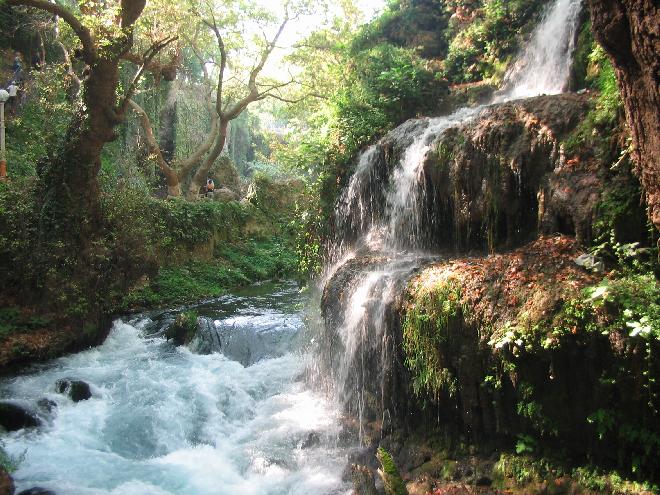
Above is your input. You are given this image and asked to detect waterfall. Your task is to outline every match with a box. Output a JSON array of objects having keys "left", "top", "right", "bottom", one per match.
[
  {"left": 497, "top": 0, "right": 583, "bottom": 101},
  {"left": 322, "top": 0, "right": 583, "bottom": 441}
]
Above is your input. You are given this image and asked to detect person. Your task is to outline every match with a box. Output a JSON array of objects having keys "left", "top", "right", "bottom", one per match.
[
  {"left": 12, "top": 52, "right": 23, "bottom": 82},
  {"left": 205, "top": 178, "right": 215, "bottom": 196}
]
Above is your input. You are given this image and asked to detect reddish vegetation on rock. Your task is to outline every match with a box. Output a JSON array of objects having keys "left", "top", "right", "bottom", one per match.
[{"left": 408, "top": 236, "right": 597, "bottom": 331}]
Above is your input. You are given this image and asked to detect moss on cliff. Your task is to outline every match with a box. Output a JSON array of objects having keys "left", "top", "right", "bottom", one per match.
[{"left": 402, "top": 235, "right": 660, "bottom": 480}]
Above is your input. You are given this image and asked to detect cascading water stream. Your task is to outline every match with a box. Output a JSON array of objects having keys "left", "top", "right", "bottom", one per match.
[
  {"left": 324, "top": 0, "right": 583, "bottom": 440},
  {"left": 1, "top": 283, "right": 351, "bottom": 494}
]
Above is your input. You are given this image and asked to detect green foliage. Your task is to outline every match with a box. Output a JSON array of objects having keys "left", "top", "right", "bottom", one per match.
[
  {"left": 336, "top": 43, "right": 445, "bottom": 155},
  {"left": 1, "top": 174, "right": 297, "bottom": 316},
  {"left": 121, "top": 237, "right": 298, "bottom": 310},
  {"left": 493, "top": 453, "right": 658, "bottom": 493},
  {"left": 153, "top": 198, "right": 246, "bottom": 248},
  {"left": 588, "top": 45, "right": 622, "bottom": 125},
  {"left": 531, "top": 274, "right": 659, "bottom": 476},
  {"left": 515, "top": 434, "right": 537, "bottom": 454},
  {"left": 570, "top": 21, "right": 595, "bottom": 90},
  {"left": 564, "top": 44, "right": 623, "bottom": 157},
  {"left": 0, "top": 440, "right": 23, "bottom": 474},
  {"left": 515, "top": 383, "right": 558, "bottom": 436},
  {"left": 351, "top": 0, "right": 448, "bottom": 58},
  {"left": 0, "top": 179, "right": 39, "bottom": 297},
  {"left": 122, "top": 262, "right": 242, "bottom": 309},
  {"left": 402, "top": 278, "right": 463, "bottom": 399},
  {"left": 581, "top": 275, "right": 660, "bottom": 341},
  {"left": 5, "top": 65, "right": 75, "bottom": 178},
  {"left": 0, "top": 306, "right": 50, "bottom": 341},
  {"left": 443, "top": 0, "right": 546, "bottom": 83},
  {"left": 376, "top": 448, "right": 408, "bottom": 495},
  {"left": 164, "top": 310, "right": 198, "bottom": 345}
]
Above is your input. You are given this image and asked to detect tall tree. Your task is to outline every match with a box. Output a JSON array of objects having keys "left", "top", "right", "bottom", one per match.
[
  {"left": 2, "top": 0, "right": 173, "bottom": 310},
  {"left": 587, "top": 0, "right": 660, "bottom": 239},
  {"left": 130, "top": 0, "right": 318, "bottom": 198}
]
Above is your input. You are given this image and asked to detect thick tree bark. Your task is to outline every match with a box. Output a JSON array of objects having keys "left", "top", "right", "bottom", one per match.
[
  {"left": 160, "top": 82, "right": 178, "bottom": 162},
  {"left": 129, "top": 100, "right": 182, "bottom": 197},
  {"left": 587, "top": 0, "right": 660, "bottom": 234},
  {"left": 6, "top": 0, "right": 148, "bottom": 311},
  {"left": 187, "top": 120, "right": 229, "bottom": 199}
]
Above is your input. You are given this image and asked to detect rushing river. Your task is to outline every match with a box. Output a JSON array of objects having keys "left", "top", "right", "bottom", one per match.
[{"left": 1, "top": 282, "right": 350, "bottom": 495}]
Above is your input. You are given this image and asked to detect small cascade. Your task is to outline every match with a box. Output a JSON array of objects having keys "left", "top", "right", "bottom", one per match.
[
  {"left": 382, "top": 107, "right": 482, "bottom": 251},
  {"left": 497, "top": 0, "right": 583, "bottom": 101},
  {"left": 321, "top": 0, "right": 583, "bottom": 441}
]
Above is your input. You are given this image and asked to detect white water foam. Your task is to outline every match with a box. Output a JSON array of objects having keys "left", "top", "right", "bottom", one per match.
[{"left": 1, "top": 287, "right": 351, "bottom": 495}]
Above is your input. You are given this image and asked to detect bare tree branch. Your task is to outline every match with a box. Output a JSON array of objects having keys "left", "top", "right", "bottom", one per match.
[
  {"left": 117, "top": 36, "right": 179, "bottom": 116},
  {"left": 223, "top": 8, "right": 291, "bottom": 120},
  {"left": 176, "top": 91, "right": 220, "bottom": 176},
  {"left": 129, "top": 99, "right": 181, "bottom": 196}
]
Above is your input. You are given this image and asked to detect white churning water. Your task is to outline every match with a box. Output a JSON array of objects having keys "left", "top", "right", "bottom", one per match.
[{"left": 1, "top": 283, "right": 351, "bottom": 495}]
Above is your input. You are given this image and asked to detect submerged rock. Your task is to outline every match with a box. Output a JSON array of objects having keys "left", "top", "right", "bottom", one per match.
[
  {"left": 191, "top": 316, "right": 299, "bottom": 366},
  {"left": 17, "top": 488, "right": 56, "bottom": 495},
  {"left": 301, "top": 431, "right": 320, "bottom": 449},
  {"left": 55, "top": 379, "right": 92, "bottom": 402},
  {"left": 164, "top": 311, "right": 198, "bottom": 346},
  {"left": 0, "top": 401, "right": 41, "bottom": 431},
  {"left": 36, "top": 398, "right": 57, "bottom": 413}
]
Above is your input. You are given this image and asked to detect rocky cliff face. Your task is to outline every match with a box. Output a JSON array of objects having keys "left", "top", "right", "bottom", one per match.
[
  {"left": 321, "top": 91, "right": 658, "bottom": 482},
  {"left": 422, "top": 93, "right": 595, "bottom": 250},
  {"left": 587, "top": 0, "right": 660, "bottom": 236},
  {"left": 322, "top": 93, "right": 598, "bottom": 430}
]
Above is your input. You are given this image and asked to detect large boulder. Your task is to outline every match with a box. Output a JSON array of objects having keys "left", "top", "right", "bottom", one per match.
[
  {"left": 338, "top": 93, "right": 595, "bottom": 252},
  {"left": 212, "top": 187, "right": 239, "bottom": 203},
  {"left": 17, "top": 489, "right": 56, "bottom": 495},
  {"left": 164, "top": 311, "right": 198, "bottom": 346},
  {"left": 423, "top": 93, "right": 593, "bottom": 250},
  {"left": 246, "top": 175, "right": 305, "bottom": 215},
  {"left": 211, "top": 156, "right": 241, "bottom": 196},
  {"left": 351, "top": 464, "right": 378, "bottom": 495},
  {"left": 55, "top": 379, "right": 92, "bottom": 402},
  {"left": 0, "top": 401, "right": 41, "bottom": 431}
]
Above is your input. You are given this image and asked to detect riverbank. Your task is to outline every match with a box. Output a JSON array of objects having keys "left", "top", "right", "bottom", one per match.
[
  {"left": 0, "top": 176, "right": 303, "bottom": 373},
  {"left": 0, "top": 238, "right": 298, "bottom": 373}
]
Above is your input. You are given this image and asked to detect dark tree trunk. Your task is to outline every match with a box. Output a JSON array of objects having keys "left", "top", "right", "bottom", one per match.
[
  {"left": 587, "top": 0, "right": 660, "bottom": 234},
  {"left": 36, "top": 57, "right": 124, "bottom": 312},
  {"left": 187, "top": 120, "right": 229, "bottom": 199},
  {"left": 159, "top": 83, "right": 177, "bottom": 162}
]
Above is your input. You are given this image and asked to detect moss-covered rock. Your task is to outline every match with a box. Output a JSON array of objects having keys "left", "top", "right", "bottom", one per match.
[
  {"left": 401, "top": 236, "right": 660, "bottom": 480},
  {"left": 164, "top": 311, "right": 198, "bottom": 346},
  {"left": 211, "top": 156, "right": 242, "bottom": 196},
  {"left": 377, "top": 448, "right": 409, "bottom": 495}
]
